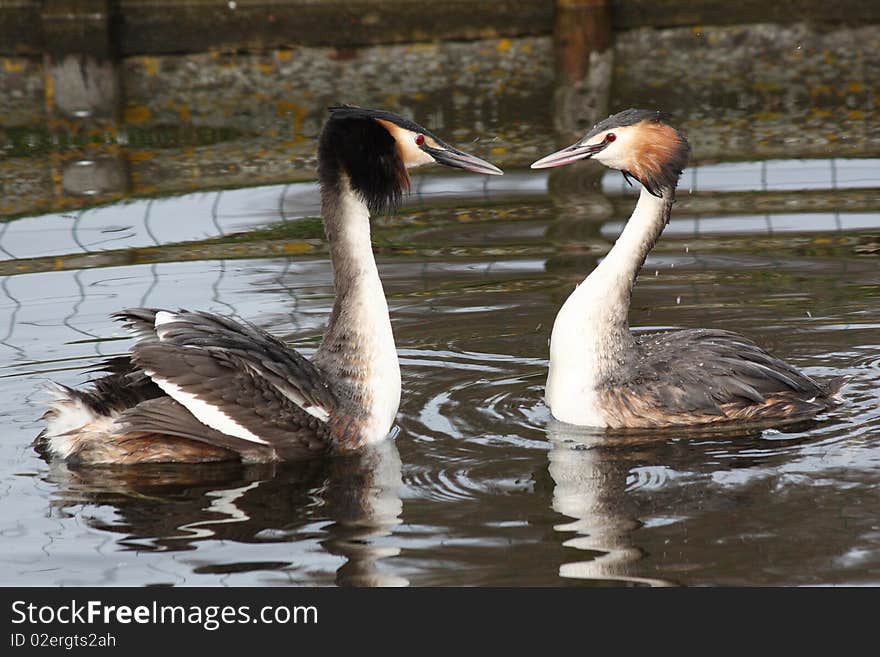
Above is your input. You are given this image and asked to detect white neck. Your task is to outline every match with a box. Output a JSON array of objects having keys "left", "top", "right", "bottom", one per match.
[
  {"left": 315, "top": 177, "right": 401, "bottom": 442},
  {"left": 546, "top": 187, "right": 670, "bottom": 426}
]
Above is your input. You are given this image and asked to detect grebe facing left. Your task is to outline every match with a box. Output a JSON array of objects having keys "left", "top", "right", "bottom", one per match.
[
  {"left": 531, "top": 109, "right": 844, "bottom": 429},
  {"left": 37, "top": 105, "right": 502, "bottom": 465}
]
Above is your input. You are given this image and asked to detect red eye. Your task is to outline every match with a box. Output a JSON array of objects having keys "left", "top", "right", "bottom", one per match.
[
  {"left": 606, "top": 133, "right": 616, "bottom": 142},
  {"left": 415, "top": 134, "right": 425, "bottom": 146}
]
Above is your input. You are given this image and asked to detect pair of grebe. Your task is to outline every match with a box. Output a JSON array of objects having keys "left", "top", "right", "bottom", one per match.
[{"left": 37, "top": 107, "right": 843, "bottom": 464}]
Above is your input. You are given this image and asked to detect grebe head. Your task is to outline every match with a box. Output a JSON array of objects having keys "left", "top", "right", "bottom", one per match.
[
  {"left": 319, "top": 105, "right": 502, "bottom": 213},
  {"left": 531, "top": 108, "right": 690, "bottom": 197}
]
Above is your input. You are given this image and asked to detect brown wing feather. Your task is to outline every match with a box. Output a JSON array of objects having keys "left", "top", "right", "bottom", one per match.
[
  {"left": 117, "top": 397, "right": 278, "bottom": 461},
  {"left": 142, "top": 309, "right": 337, "bottom": 418},
  {"left": 600, "top": 329, "right": 841, "bottom": 427},
  {"left": 119, "top": 308, "right": 338, "bottom": 457},
  {"left": 132, "top": 341, "right": 332, "bottom": 458}
]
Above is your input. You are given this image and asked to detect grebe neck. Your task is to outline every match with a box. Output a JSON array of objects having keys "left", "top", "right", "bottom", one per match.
[
  {"left": 314, "top": 174, "right": 400, "bottom": 441},
  {"left": 546, "top": 186, "right": 673, "bottom": 426}
]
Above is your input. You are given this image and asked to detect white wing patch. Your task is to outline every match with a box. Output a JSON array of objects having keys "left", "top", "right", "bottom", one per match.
[
  {"left": 277, "top": 386, "right": 331, "bottom": 422},
  {"left": 152, "top": 310, "right": 330, "bottom": 426},
  {"left": 144, "top": 370, "right": 269, "bottom": 445},
  {"left": 154, "top": 310, "right": 179, "bottom": 340},
  {"left": 243, "top": 363, "right": 330, "bottom": 423}
]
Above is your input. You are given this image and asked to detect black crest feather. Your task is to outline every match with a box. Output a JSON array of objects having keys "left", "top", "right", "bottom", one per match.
[
  {"left": 318, "top": 106, "right": 410, "bottom": 215},
  {"left": 584, "top": 108, "right": 673, "bottom": 140}
]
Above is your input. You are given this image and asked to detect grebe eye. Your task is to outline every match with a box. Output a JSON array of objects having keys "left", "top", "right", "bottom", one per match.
[
  {"left": 415, "top": 134, "right": 425, "bottom": 146},
  {"left": 606, "top": 133, "right": 616, "bottom": 143}
]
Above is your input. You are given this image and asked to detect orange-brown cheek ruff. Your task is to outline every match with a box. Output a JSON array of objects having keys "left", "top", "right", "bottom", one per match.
[{"left": 623, "top": 121, "right": 689, "bottom": 196}]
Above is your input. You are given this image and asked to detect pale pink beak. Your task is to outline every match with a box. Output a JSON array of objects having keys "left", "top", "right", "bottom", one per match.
[{"left": 530, "top": 141, "right": 606, "bottom": 169}]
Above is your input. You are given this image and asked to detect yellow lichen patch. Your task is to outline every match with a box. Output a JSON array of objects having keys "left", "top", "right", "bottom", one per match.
[
  {"left": 496, "top": 39, "right": 512, "bottom": 53},
  {"left": 276, "top": 49, "right": 293, "bottom": 61},
  {"left": 753, "top": 111, "right": 782, "bottom": 122},
  {"left": 2, "top": 59, "right": 26, "bottom": 73},
  {"left": 258, "top": 62, "right": 275, "bottom": 74},
  {"left": 283, "top": 242, "right": 314, "bottom": 254},
  {"left": 753, "top": 81, "right": 780, "bottom": 92},
  {"left": 43, "top": 72, "right": 54, "bottom": 109},
  {"left": 276, "top": 100, "right": 303, "bottom": 116},
  {"left": 176, "top": 104, "right": 192, "bottom": 122},
  {"left": 142, "top": 57, "right": 160, "bottom": 76},
  {"left": 127, "top": 151, "right": 156, "bottom": 162},
  {"left": 276, "top": 100, "right": 309, "bottom": 144},
  {"left": 490, "top": 147, "right": 507, "bottom": 156},
  {"left": 125, "top": 105, "right": 153, "bottom": 124},
  {"left": 847, "top": 110, "right": 865, "bottom": 121}
]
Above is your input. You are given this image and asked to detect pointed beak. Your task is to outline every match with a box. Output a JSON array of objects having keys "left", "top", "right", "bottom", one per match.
[
  {"left": 530, "top": 140, "right": 606, "bottom": 169},
  {"left": 425, "top": 145, "right": 504, "bottom": 176}
]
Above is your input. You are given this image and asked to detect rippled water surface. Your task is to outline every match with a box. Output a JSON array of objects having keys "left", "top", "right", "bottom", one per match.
[
  {"left": 2, "top": 161, "right": 878, "bottom": 587},
  {"left": 2, "top": 22, "right": 880, "bottom": 585}
]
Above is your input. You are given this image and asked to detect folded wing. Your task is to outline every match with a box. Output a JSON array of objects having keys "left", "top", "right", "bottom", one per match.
[{"left": 115, "top": 308, "right": 338, "bottom": 457}]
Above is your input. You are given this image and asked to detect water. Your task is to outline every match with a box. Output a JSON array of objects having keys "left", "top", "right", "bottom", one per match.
[
  {"left": 1, "top": 160, "right": 878, "bottom": 586},
  {"left": 2, "top": 24, "right": 880, "bottom": 587}
]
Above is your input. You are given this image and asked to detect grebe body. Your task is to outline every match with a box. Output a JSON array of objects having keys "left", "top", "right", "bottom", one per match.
[
  {"left": 38, "top": 106, "right": 502, "bottom": 464},
  {"left": 532, "top": 109, "right": 843, "bottom": 428}
]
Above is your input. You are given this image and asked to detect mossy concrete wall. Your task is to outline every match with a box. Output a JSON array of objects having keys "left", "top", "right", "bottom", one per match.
[{"left": 1, "top": 4, "right": 878, "bottom": 219}]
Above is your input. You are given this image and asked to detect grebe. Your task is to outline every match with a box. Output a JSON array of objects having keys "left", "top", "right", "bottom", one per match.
[
  {"left": 37, "top": 105, "right": 502, "bottom": 464},
  {"left": 531, "top": 108, "right": 843, "bottom": 428}
]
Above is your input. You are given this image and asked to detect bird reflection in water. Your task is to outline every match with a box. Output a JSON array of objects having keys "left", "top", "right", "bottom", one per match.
[
  {"left": 546, "top": 417, "right": 826, "bottom": 586},
  {"left": 41, "top": 439, "right": 405, "bottom": 587},
  {"left": 547, "top": 419, "right": 675, "bottom": 586}
]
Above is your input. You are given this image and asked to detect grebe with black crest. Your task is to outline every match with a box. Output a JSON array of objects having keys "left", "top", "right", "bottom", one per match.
[{"left": 37, "top": 105, "right": 502, "bottom": 464}]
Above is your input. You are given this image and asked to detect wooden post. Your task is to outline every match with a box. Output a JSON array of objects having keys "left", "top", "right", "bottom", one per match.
[
  {"left": 554, "top": 0, "right": 613, "bottom": 142},
  {"left": 549, "top": 0, "right": 614, "bottom": 223},
  {"left": 40, "top": 0, "right": 128, "bottom": 199}
]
